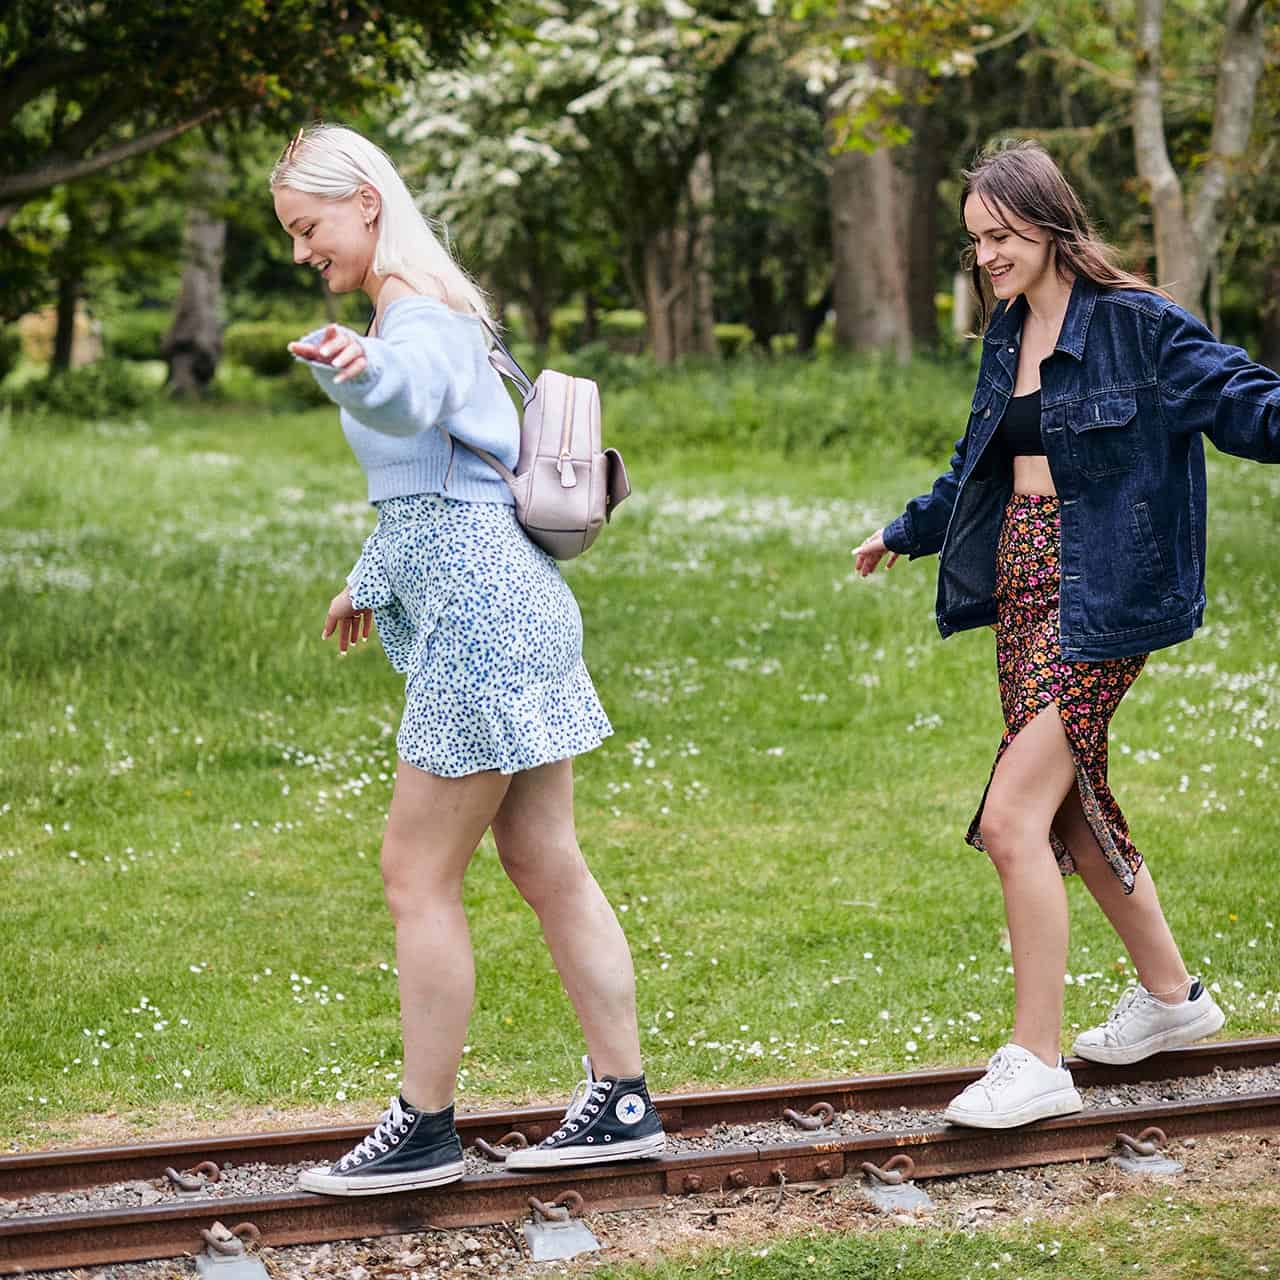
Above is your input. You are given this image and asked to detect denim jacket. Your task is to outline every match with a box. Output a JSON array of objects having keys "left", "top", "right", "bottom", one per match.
[{"left": 882, "top": 278, "right": 1280, "bottom": 661}]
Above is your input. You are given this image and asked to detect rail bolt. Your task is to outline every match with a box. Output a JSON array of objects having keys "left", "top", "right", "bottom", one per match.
[
  {"left": 682, "top": 1173, "right": 704, "bottom": 1194},
  {"left": 728, "top": 1169, "right": 750, "bottom": 1189}
]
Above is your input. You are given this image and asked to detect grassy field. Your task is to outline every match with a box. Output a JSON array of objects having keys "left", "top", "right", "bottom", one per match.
[
  {"left": 1, "top": 356, "right": 1277, "bottom": 1146},
  {"left": 593, "top": 1186, "right": 1280, "bottom": 1279}
]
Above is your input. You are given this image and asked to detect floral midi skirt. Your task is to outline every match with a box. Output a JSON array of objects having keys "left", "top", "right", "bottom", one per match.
[
  {"left": 346, "top": 494, "right": 612, "bottom": 778},
  {"left": 965, "top": 494, "right": 1146, "bottom": 892}
]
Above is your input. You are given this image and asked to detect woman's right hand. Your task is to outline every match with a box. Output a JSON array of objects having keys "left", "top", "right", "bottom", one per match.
[
  {"left": 853, "top": 529, "right": 900, "bottom": 577},
  {"left": 322, "top": 585, "right": 373, "bottom": 654}
]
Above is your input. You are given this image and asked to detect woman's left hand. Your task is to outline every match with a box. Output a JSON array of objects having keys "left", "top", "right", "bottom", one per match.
[
  {"left": 288, "top": 324, "right": 368, "bottom": 384},
  {"left": 323, "top": 585, "right": 373, "bottom": 654}
]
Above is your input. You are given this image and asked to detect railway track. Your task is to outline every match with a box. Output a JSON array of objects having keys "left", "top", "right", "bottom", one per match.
[{"left": 3, "top": 1037, "right": 1279, "bottom": 1274}]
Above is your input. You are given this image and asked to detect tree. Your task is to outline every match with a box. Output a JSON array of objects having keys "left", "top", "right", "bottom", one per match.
[
  {"left": 1133, "top": 0, "right": 1271, "bottom": 316},
  {"left": 395, "top": 1, "right": 764, "bottom": 364},
  {"left": 163, "top": 152, "right": 230, "bottom": 396},
  {"left": 790, "top": 0, "right": 1020, "bottom": 359},
  {"left": 0, "top": 0, "right": 502, "bottom": 320}
]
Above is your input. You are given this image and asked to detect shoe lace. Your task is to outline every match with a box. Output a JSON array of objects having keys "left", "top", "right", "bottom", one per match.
[
  {"left": 1104, "top": 985, "right": 1146, "bottom": 1032},
  {"left": 980, "top": 1046, "right": 1020, "bottom": 1091},
  {"left": 337, "top": 1097, "right": 409, "bottom": 1170},
  {"left": 545, "top": 1056, "right": 611, "bottom": 1144}
]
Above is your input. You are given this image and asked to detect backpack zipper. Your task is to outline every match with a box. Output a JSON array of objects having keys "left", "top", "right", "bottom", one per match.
[{"left": 557, "top": 378, "right": 578, "bottom": 488}]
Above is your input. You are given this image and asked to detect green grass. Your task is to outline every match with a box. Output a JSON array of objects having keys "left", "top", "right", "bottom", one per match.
[
  {"left": 1, "top": 356, "right": 1277, "bottom": 1143},
  {"left": 592, "top": 1191, "right": 1280, "bottom": 1279}
]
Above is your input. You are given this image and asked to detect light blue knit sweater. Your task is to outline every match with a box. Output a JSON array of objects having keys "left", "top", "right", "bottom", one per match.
[{"left": 295, "top": 296, "right": 519, "bottom": 505}]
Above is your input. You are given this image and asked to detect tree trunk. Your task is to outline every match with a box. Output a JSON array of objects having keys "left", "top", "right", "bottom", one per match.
[
  {"left": 582, "top": 290, "right": 599, "bottom": 345},
  {"left": 639, "top": 154, "right": 718, "bottom": 366},
  {"left": 51, "top": 269, "right": 79, "bottom": 374},
  {"left": 797, "top": 281, "right": 833, "bottom": 355},
  {"left": 1261, "top": 255, "right": 1280, "bottom": 373},
  {"left": 829, "top": 139, "right": 912, "bottom": 363},
  {"left": 525, "top": 274, "right": 553, "bottom": 351},
  {"left": 164, "top": 153, "right": 227, "bottom": 397},
  {"left": 686, "top": 151, "right": 718, "bottom": 359},
  {"left": 952, "top": 270, "right": 976, "bottom": 341},
  {"left": 1133, "top": 0, "right": 1268, "bottom": 316},
  {"left": 900, "top": 102, "right": 946, "bottom": 349},
  {"left": 642, "top": 232, "right": 679, "bottom": 366},
  {"left": 746, "top": 260, "right": 778, "bottom": 353}
]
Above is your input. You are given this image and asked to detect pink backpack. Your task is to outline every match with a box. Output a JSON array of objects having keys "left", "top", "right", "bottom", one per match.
[{"left": 453, "top": 326, "right": 631, "bottom": 560}]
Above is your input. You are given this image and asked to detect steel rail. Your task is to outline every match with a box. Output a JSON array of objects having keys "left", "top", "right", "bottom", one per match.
[
  {"left": 2, "top": 1090, "right": 1278, "bottom": 1273},
  {"left": 4, "top": 1036, "right": 1277, "bottom": 1199}
]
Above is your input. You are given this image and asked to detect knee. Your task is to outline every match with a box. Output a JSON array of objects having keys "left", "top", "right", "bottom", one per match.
[
  {"left": 498, "top": 836, "right": 589, "bottom": 912},
  {"left": 979, "top": 798, "right": 1040, "bottom": 875},
  {"left": 379, "top": 838, "right": 459, "bottom": 924}
]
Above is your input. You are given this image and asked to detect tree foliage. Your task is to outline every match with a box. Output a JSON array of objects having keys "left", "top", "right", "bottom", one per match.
[{"left": 0, "top": 0, "right": 501, "bottom": 210}]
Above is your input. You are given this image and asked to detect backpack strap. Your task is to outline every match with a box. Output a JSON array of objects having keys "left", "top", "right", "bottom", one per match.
[{"left": 481, "top": 319, "right": 534, "bottom": 399}]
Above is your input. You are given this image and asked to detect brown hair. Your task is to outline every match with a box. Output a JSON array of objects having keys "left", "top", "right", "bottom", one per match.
[{"left": 960, "top": 139, "right": 1170, "bottom": 333}]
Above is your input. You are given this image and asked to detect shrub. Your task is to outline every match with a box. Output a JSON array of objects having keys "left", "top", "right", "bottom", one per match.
[
  {"left": 0, "top": 327, "right": 21, "bottom": 383},
  {"left": 713, "top": 323, "right": 752, "bottom": 358},
  {"left": 102, "top": 310, "right": 172, "bottom": 362},
  {"left": 601, "top": 352, "right": 973, "bottom": 460},
  {"left": 223, "top": 320, "right": 322, "bottom": 377},
  {"left": 3, "top": 359, "right": 160, "bottom": 417},
  {"left": 551, "top": 342, "right": 657, "bottom": 391}
]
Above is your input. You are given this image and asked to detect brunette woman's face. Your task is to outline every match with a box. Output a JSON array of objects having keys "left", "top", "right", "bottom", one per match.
[
  {"left": 273, "top": 185, "right": 378, "bottom": 294},
  {"left": 963, "top": 194, "right": 1055, "bottom": 301}
]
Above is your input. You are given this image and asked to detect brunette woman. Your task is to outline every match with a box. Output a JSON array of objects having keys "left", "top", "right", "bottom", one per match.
[{"left": 854, "top": 140, "right": 1279, "bottom": 1128}]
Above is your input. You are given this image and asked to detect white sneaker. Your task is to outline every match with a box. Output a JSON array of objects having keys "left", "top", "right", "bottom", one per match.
[
  {"left": 1072, "top": 980, "right": 1225, "bottom": 1065},
  {"left": 943, "top": 1044, "right": 1082, "bottom": 1129}
]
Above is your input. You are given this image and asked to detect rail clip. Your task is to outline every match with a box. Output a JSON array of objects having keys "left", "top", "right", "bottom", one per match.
[
  {"left": 860, "top": 1154, "right": 934, "bottom": 1213},
  {"left": 194, "top": 1221, "right": 267, "bottom": 1278},
  {"left": 1109, "top": 1126, "right": 1184, "bottom": 1177},
  {"left": 523, "top": 1191, "right": 601, "bottom": 1262},
  {"left": 783, "top": 1101, "right": 836, "bottom": 1132}
]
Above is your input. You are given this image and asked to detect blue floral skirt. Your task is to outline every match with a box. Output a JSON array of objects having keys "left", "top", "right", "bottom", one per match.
[{"left": 347, "top": 494, "right": 612, "bottom": 777}]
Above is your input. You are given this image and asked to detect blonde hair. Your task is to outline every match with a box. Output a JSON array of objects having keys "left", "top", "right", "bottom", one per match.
[{"left": 271, "top": 124, "right": 490, "bottom": 322}]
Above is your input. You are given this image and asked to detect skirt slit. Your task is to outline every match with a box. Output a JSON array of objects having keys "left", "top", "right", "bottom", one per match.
[{"left": 964, "top": 493, "right": 1147, "bottom": 894}]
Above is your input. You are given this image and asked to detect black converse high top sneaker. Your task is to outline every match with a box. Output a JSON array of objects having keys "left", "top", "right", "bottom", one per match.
[
  {"left": 298, "top": 1096, "right": 464, "bottom": 1195},
  {"left": 506, "top": 1056, "right": 666, "bottom": 1170}
]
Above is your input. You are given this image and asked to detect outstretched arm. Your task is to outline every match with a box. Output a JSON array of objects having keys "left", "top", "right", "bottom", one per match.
[{"left": 1157, "top": 306, "right": 1280, "bottom": 462}]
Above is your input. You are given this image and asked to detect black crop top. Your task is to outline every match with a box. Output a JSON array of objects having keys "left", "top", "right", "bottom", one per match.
[{"left": 997, "top": 390, "right": 1045, "bottom": 456}]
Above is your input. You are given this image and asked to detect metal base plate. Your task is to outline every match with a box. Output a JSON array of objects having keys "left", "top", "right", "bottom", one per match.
[
  {"left": 1108, "top": 1153, "right": 1185, "bottom": 1176},
  {"left": 522, "top": 1218, "right": 602, "bottom": 1261},
  {"left": 194, "top": 1252, "right": 270, "bottom": 1279},
  {"left": 862, "top": 1180, "right": 935, "bottom": 1212}
]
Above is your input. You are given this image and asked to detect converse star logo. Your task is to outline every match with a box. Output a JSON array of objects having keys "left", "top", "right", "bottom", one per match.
[{"left": 614, "top": 1093, "right": 645, "bottom": 1125}]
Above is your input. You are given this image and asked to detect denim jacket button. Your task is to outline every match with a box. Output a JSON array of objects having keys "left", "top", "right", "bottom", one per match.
[
  {"left": 983, "top": 408, "right": 991, "bottom": 418},
  {"left": 1007, "top": 346, "right": 1016, "bottom": 354}
]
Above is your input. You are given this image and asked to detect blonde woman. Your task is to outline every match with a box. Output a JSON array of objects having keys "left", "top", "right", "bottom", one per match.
[{"left": 271, "top": 124, "right": 664, "bottom": 1195}]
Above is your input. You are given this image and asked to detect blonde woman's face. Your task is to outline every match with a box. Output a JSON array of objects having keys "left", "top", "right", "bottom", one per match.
[
  {"left": 274, "top": 185, "right": 377, "bottom": 294},
  {"left": 963, "top": 194, "right": 1055, "bottom": 302}
]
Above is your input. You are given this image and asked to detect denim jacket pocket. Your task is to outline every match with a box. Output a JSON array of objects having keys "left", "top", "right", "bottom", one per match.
[
  {"left": 1130, "top": 500, "right": 1179, "bottom": 608},
  {"left": 1066, "top": 391, "right": 1138, "bottom": 478}
]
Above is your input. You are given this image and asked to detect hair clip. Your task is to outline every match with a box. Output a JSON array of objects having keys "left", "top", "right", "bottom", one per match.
[{"left": 283, "top": 126, "right": 305, "bottom": 163}]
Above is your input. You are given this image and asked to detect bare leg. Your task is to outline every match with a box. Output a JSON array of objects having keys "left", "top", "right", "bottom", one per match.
[
  {"left": 382, "top": 762, "right": 512, "bottom": 1110},
  {"left": 978, "top": 705, "right": 1079, "bottom": 1067},
  {"left": 1053, "top": 790, "right": 1191, "bottom": 1001},
  {"left": 491, "top": 759, "right": 642, "bottom": 1078}
]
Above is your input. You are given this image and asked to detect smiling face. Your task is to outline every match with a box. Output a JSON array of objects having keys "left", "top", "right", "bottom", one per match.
[
  {"left": 273, "top": 184, "right": 379, "bottom": 294},
  {"left": 963, "top": 193, "right": 1056, "bottom": 303}
]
